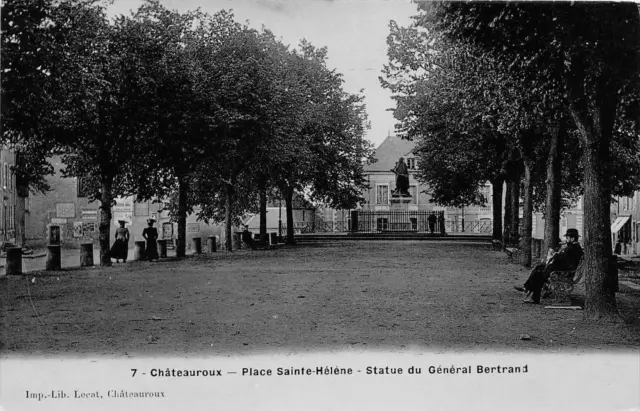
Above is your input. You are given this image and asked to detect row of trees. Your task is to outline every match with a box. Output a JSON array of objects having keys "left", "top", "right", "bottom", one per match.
[
  {"left": 380, "top": 2, "right": 640, "bottom": 319},
  {"left": 2, "top": 0, "right": 374, "bottom": 264}
]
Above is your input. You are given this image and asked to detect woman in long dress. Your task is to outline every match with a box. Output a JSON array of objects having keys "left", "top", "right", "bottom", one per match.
[
  {"left": 143, "top": 219, "right": 159, "bottom": 261},
  {"left": 110, "top": 220, "right": 130, "bottom": 263}
]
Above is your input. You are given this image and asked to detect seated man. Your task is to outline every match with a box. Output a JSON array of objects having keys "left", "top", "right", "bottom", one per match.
[{"left": 514, "top": 228, "right": 583, "bottom": 304}]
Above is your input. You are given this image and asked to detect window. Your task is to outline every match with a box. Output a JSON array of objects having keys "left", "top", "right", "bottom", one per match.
[
  {"left": 134, "top": 201, "right": 149, "bottom": 217},
  {"left": 406, "top": 158, "right": 416, "bottom": 170},
  {"left": 480, "top": 185, "right": 492, "bottom": 205},
  {"left": 9, "top": 206, "right": 14, "bottom": 229},
  {"left": 409, "top": 185, "right": 418, "bottom": 204},
  {"left": 377, "top": 218, "right": 388, "bottom": 231},
  {"left": 77, "top": 177, "right": 88, "bottom": 198},
  {"left": 376, "top": 185, "right": 389, "bottom": 205}
]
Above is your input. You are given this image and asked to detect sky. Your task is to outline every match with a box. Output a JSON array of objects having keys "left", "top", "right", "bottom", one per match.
[{"left": 108, "top": 0, "right": 418, "bottom": 148}]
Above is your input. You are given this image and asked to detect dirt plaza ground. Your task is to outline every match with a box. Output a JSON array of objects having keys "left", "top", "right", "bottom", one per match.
[{"left": 1, "top": 241, "right": 639, "bottom": 356}]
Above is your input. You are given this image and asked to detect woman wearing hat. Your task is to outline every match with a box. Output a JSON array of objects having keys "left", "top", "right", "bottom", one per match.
[
  {"left": 515, "top": 228, "right": 583, "bottom": 304},
  {"left": 143, "top": 219, "right": 159, "bottom": 261},
  {"left": 110, "top": 220, "right": 130, "bottom": 263}
]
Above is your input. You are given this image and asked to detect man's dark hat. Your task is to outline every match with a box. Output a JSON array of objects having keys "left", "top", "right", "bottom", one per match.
[
  {"left": 118, "top": 220, "right": 126, "bottom": 224},
  {"left": 565, "top": 228, "right": 580, "bottom": 238}
]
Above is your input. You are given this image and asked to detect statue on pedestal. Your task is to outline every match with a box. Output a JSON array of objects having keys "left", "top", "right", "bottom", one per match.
[{"left": 391, "top": 157, "right": 411, "bottom": 197}]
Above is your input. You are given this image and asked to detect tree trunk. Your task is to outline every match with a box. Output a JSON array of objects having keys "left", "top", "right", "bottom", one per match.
[
  {"left": 521, "top": 159, "right": 534, "bottom": 268},
  {"left": 543, "top": 120, "right": 565, "bottom": 260},
  {"left": 15, "top": 194, "right": 26, "bottom": 247},
  {"left": 509, "top": 171, "right": 521, "bottom": 246},
  {"left": 225, "top": 183, "right": 234, "bottom": 251},
  {"left": 285, "top": 185, "right": 295, "bottom": 245},
  {"left": 569, "top": 97, "right": 618, "bottom": 318},
  {"left": 99, "top": 176, "right": 114, "bottom": 267},
  {"left": 176, "top": 175, "right": 188, "bottom": 258},
  {"left": 503, "top": 179, "right": 512, "bottom": 250},
  {"left": 490, "top": 177, "right": 504, "bottom": 241},
  {"left": 259, "top": 178, "right": 268, "bottom": 246}
]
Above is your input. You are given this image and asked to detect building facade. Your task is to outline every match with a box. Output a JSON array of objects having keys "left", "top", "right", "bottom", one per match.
[
  {"left": 0, "top": 148, "right": 18, "bottom": 246},
  {"left": 358, "top": 135, "right": 494, "bottom": 233},
  {"left": 24, "top": 156, "right": 224, "bottom": 249},
  {"left": 531, "top": 193, "right": 637, "bottom": 255}
]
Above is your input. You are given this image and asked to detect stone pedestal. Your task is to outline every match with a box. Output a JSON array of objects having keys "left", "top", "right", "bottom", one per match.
[
  {"left": 390, "top": 195, "right": 411, "bottom": 211},
  {"left": 157, "top": 239, "right": 167, "bottom": 258},
  {"left": 207, "top": 236, "right": 217, "bottom": 253},
  {"left": 192, "top": 237, "right": 202, "bottom": 254},
  {"left": 46, "top": 245, "right": 62, "bottom": 271},
  {"left": 389, "top": 195, "right": 412, "bottom": 231},
  {"left": 80, "top": 243, "right": 94, "bottom": 267},
  {"left": 134, "top": 241, "right": 146, "bottom": 261},
  {"left": 6, "top": 247, "right": 22, "bottom": 275}
]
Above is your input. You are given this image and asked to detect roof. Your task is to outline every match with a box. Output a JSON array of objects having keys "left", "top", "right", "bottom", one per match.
[{"left": 365, "top": 135, "right": 416, "bottom": 172}]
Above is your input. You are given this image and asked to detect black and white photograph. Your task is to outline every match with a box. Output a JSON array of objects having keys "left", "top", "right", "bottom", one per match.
[{"left": 1, "top": 0, "right": 639, "bottom": 410}]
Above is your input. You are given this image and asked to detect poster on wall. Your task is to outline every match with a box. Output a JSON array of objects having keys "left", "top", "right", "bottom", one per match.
[
  {"left": 73, "top": 222, "right": 83, "bottom": 238},
  {"left": 56, "top": 203, "right": 75, "bottom": 218},
  {"left": 82, "top": 221, "right": 96, "bottom": 237},
  {"left": 112, "top": 211, "right": 133, "bottom": 227},
  {"left": 187, "top": 223, "right": 200, "bottom": 233},
  {"left": 81, "top": 209, "right": 98, "bottom": 220}
]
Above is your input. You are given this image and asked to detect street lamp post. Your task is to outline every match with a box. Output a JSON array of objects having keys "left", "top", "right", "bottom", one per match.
[{"left": 278, "top": 198, "right": 282, "bottom": 241}]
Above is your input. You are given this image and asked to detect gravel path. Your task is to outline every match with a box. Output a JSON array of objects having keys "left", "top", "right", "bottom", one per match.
[{"left": 1, "top": 241, "right": 639, "bottom": 357}]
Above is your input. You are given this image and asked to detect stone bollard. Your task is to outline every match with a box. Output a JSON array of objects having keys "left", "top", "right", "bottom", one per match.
[
  {"left": 134, "top": 241, "right": 146, "bottom": 261},
  {"left": 157, "top": 239, "right": 167, "bottom": 258},
  {"left": 269, "top": 232, "right": 277, "bottom": 245},
  {"left": 192, "top": 237, "right": 202, "bottom": 254},
  {"left": 207, "top": 236, "right": 217, "bottom": 253},
  {"left": 80, "top": 243, "right": 94, "bottom": 267},
  {"left": 6, "top": 247, "right": 23, "bottom": 275},
  {"left": 46, "top": 245, "right": 62, "bottom": 271},
  {"left": 233, "top": 232, "right": 242, "bottom": 250}
]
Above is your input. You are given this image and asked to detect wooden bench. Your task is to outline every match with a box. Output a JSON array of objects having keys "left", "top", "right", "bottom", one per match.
[{"left": 545, "top": 262, "right": 584, "bottom": 308}]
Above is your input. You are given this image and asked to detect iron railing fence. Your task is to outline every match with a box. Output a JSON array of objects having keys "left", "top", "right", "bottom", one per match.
[
  {"left": 286, "top": 211, "right": 492, "bottom": 235},
  {"left": 353, "top": 210, "right": 444, "bottom": 234}
]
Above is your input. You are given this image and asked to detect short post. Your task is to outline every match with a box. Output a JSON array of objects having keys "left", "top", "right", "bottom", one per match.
[
  {"left": 80, "top": 243, "right": 94, "bottom": 267},
  {"left": 192, "top": 237, "right": 202, "bottom": 254},
  {"left": 6, "top": 247, "right": 23, "bottom": 275},
  {"left": 134, "top": 241, "right": 146, "bottom": 261},
  {"left": 46, "top": 245, "right": 62, "bottom": 271},
  {"left": 157, "top": 239, "right": 167, "bottom": 258},
  {"left": 269, "top": 232, "right": 277, "bottom": 245},
  {"left": 233, "top": 232, "right": 242, "bottom": 250},
  {"left": 207, "top": 236, "right": 217, "bottom": 253}
]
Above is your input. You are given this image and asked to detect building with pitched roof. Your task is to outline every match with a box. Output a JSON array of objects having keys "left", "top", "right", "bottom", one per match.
[{"left": 359, "top": 135, "right": 494, "bottom": 233}]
